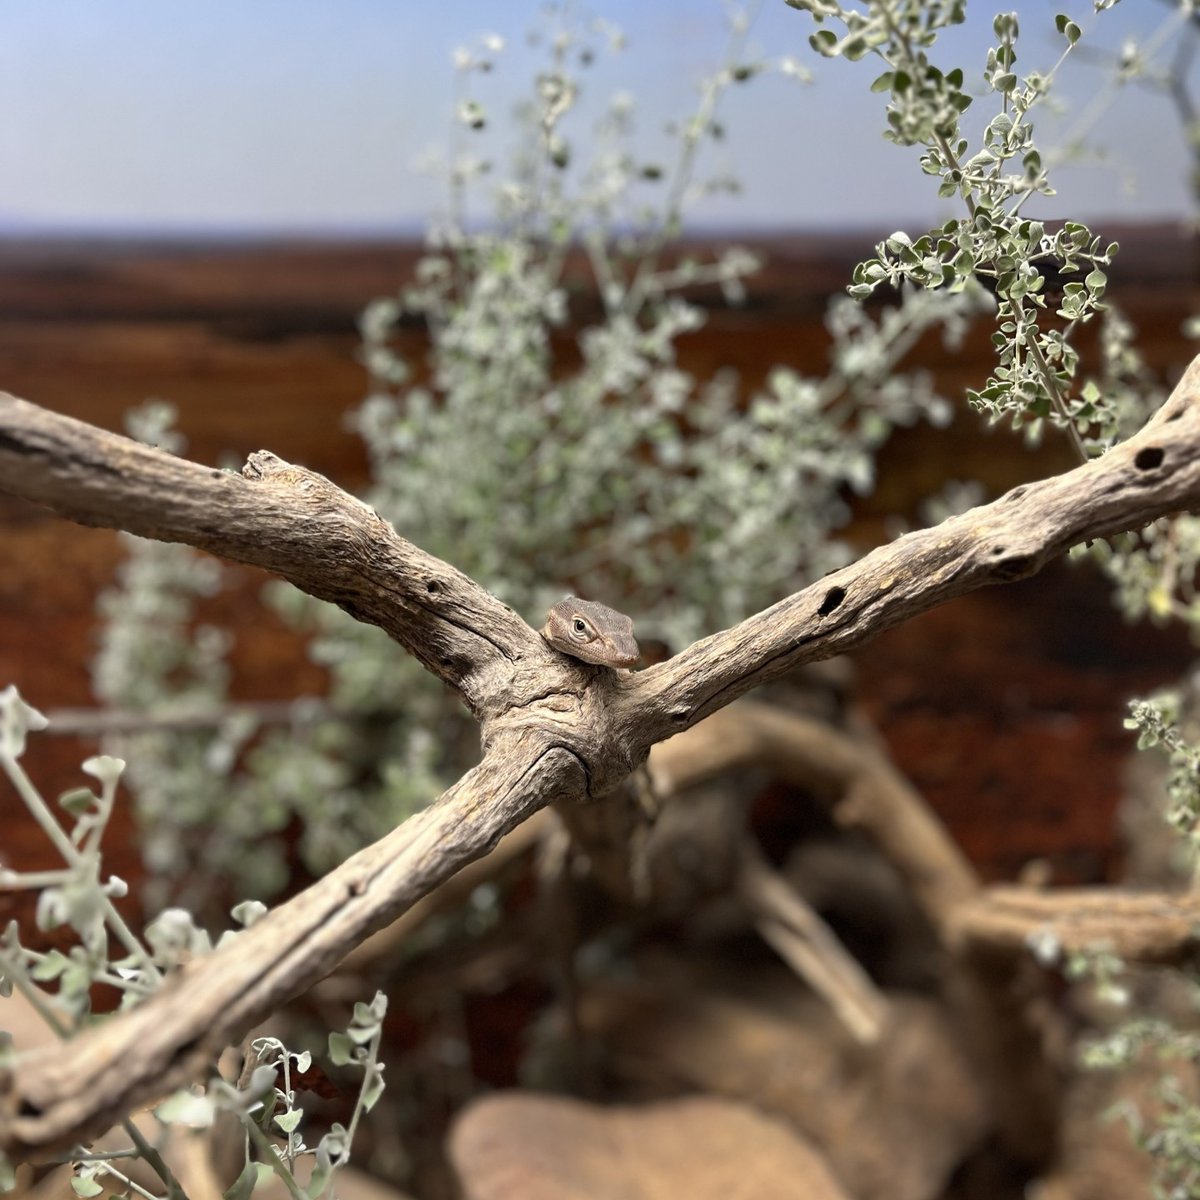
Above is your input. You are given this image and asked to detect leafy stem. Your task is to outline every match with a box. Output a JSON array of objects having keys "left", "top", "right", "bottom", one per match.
[{"left": 1022, "top": 300, "right": 1087, "bottom": 462}]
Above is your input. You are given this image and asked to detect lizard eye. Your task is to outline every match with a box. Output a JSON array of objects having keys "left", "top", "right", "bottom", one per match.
[{"left": 572, "top": 617, "right": 590, "bottom": 637}]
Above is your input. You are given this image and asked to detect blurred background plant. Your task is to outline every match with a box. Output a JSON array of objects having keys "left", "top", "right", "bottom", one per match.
[
  {"left": 92, "top": 2, "right": 980, "bottom": 916},
  {"left": 89, "top": 0, "right": 1200, "bottom": 956},
  {"left": 795, "top": 4, "right": 1200, "bottom": 1193},
  {"left": 0, "top": 686, "right": 387, "bottom": 1199}
]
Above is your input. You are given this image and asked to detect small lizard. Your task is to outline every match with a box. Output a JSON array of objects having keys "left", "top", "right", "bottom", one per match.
[
  {"left": 541, "top": 597, "right": 659, "bottom": 870},
  {"left": 540, "top": 596, "right": 640, "bottom": 669}
]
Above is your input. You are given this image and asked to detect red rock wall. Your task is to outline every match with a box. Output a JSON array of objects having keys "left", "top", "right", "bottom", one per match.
[{"left": 0, "top": 227, "right": 1196, "bottom": 897}]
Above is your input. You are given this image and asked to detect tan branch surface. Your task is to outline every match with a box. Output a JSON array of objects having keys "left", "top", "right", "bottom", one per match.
[
  {"left": 2, "top": 741, "right": 585, "bottom": 1158},
  {"left": 739, "top": 844, "right": 890, "bottom": 1045},
  {"left": 949, "top": 883, "right": 1200, "bottom": 1158},
  {"left": 0, "top": 394, "right": 556, "bottom": 720},
  {"left": 618, "top": 356, "right": 1200, "bottom": 746},
  {"left": 953, "top": 885, "right": 1200, "bottom": 964},
  {"left": 3, "top": 353, "right": 1200, "bottom": 1157}
]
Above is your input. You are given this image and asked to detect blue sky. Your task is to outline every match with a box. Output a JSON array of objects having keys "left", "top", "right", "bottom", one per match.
[{"left": 0, "top": 1, "right": 1192, "bottom": 234}]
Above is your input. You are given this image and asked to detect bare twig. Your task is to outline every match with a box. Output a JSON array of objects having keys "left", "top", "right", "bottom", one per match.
[
  {"left": 38, "top": 700, "right": 357, "bottom": 738},
  {"left": 739, "top": 844, "right": 890, "bottom": 1045}
]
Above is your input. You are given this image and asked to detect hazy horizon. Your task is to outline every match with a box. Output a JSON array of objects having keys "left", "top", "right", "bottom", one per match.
[
  {"left": 0, "top": 212, "right": 1191, "bottom": 245},
  {"left": 2, "top": 2, "right": 1195, "bottom": 237}
]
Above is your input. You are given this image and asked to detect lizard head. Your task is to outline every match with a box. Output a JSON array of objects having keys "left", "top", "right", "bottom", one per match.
[{"left": 540, "top": 597, "right": 640, "bottom": 669}]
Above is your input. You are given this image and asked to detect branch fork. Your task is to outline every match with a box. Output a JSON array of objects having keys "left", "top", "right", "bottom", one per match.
[{"left": 3, "top": 354, "right": 1200, "bottom": 1156}]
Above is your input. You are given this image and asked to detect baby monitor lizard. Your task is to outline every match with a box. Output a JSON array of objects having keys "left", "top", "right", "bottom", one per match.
[{"left": 539, "top": 597, "right": 640, "bottom": 669}]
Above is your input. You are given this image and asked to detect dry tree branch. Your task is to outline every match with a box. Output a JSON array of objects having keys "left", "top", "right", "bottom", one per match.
[
  {"left": 1, "top": 746, "right": 585, "bottom": 1158},
  {"left": 648, "top": 700, "right": 979, "bottom": 936},
  {"left": 953, "top": 885, "right": 1200, "bottom": 965},
  {"left": 949, "top": 885, "right": 1200, "bottom": 1158},
  {"left": 616, "top": 356, "right": 1200, "bottom": 747},
  {"left": 334, "top": 811, "right": 552, "bottom": 976},
  {"left": 738, "top": 844, "right": 890, "bottom": 1045},
  {"left": 2, "top": 353, "right": 1200, "bottom": 1156},
  {"left": 0, "top": 395, "right": 552, "bottom": 721}
]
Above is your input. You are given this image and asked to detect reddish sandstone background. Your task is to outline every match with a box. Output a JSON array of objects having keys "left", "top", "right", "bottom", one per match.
[{"left": 0, "top": 226, "right": 1196, "bottom": 896}]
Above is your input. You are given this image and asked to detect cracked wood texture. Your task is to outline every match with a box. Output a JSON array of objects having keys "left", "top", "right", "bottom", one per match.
[
  {"left": 3, "top": 353, "right": 1200, "bottom": 1157},
  {"left": 0, "top": 399, "right": 556, "bottom": 722}
]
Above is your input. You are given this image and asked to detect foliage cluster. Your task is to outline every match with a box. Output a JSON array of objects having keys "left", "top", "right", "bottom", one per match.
[{"left": 0, "top": 687, "right": 386, "bottom": 1198}]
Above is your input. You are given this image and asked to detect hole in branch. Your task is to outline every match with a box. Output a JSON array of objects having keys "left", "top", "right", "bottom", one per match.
[
  {"left": 425, "top": 579, "right": 442, "bottom": 594},
  {"left": 818, "top": 587, "right": 845, "bottom": 616},
  {"left": 1134, "top": 447, "right": 1164, "bottom": 471},
  {"left": 992, "top": 554, "right": 1035, "bottom": 581}
]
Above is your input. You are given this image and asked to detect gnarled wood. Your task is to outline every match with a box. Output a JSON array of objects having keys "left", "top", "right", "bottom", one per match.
[
  {"left": 2, "top": 740, "right": 585, "bottom": 1158},
  {"left": 618, "top": 356, "right": 1200, "bottom": 746},
  {"left": 0, "top": 395, "right": 554, "bottom": 721},
  {"left": 648, "top": 700, "right": 980, "bottom": 935},
  {"left": 3, "top": 353, "right": 1200, "bottom": 1157}
]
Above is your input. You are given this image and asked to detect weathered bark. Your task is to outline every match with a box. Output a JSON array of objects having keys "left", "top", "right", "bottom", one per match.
[
  {"left": 618, "top": 357, "right": 1200, "bottom": 744},
  {"left": 0, "top": 399, "right": 550, "bottom": 721},
  {"left": 3, "top": 353, "right": 1200, "bottom": 1156},
  {"left": 2, "top": 741, "right": 585, "bottom": 1157}
]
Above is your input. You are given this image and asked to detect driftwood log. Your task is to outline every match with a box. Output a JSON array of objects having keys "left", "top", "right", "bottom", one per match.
[{"left": 4, "top": 353, "right": 1200, "bottom": 1158}]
